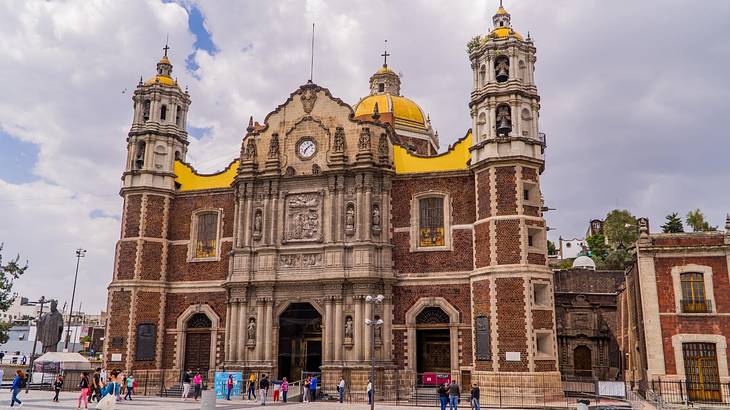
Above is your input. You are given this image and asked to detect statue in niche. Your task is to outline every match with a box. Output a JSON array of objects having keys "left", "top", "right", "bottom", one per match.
[
  {"left": 374, "top": 316, "right": 383, "bottom": 344},
  {"left": 268, "top": 133, "right": 280, "bottom": 158},
  {"left": 345, "top": 203, "right": 355, "bottom": 235},
  {"left": 358, "top": 127, "right": 371, "bottom": 150},
  {"left": 334, "top": 127, "right": 346, "bottom": 153},
  {"left": 253, "top": 210, "right": 263, "bottom": 240},
  {"left": 371, "top": 204, "right": 381, "bottom": 234},
  {"left": 247, "top": 318, "right": 256, "bottom": 343},
  {"left": 344, "top": 316, "right": 353, "bottom": 339},
  {"left": 496, "top": 105, "right": 512, "bottom": 136},
  {"left": 244, "top": 138, "right": 257, "bottom": 160}
]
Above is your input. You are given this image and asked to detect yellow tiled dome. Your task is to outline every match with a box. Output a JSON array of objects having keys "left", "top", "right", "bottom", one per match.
[
  {"left": 354, "top": 94, "right": 427, "bottom": 129},
  {"left": 490, "top": 27, "right": 523, "bottom": 41},
  {"left": 144, "top": 75, "right": 177, "bottom": 87}
]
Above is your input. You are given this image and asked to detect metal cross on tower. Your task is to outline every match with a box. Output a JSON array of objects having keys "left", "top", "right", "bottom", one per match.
[{"left": 381, "top": 40, "right": 390, "bottom": 67}]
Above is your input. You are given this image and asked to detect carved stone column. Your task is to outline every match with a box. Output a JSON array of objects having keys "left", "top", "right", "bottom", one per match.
[
  {"left": 269, "top": 181, "right": 279, "bottom": 246},
  {"left": 354, "top": 296, "right": 364, "bottom": 362},
  {"left": 227, "top": 302, "right": 237, "bottom": 362},
  {"left": 364, "top": 300, "right": 373, "bottom": 362},
  {"left": 355, "top": 175, "right": 363, "bottom": 241},
  {"left": 334, "top": 298, "right": 343, "bottom": 362},
  {"left": 236, "top": 301, "right": 246, "bottom": 362},
  {"left": 255, "top": 299, "right": 265, "bottom": 361},
  {"left": 243, "top": 183, "right": 254, "bottom": 247},
  {"left": 383, "top": 297, "right": 393, "bottom": 361},
  {"left": 325, "top": 297, "right": 334, "bottom": 363},
  {"left": 336, "top": 176, "right": 345, "bottom": 242},
  {"left": 364, "top": 173, "right": 373, "bottom": 241},
  {"left": 264, "top": 299, "right": 273, "bottom": 362}
]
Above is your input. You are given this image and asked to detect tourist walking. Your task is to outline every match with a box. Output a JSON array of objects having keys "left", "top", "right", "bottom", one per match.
[
  {"left": 281, "top": 377, "right": 288, "bottom": 403},
  {"left": 272, "top": 379, "right": 280, "bottom": 402},
  {"left": 181, "top": 369, "right": 192, "bottom": 400},
  {"left": 303, "top": 376, "right": 310, "bottom": 402},
  {"left": 437, "top": 382, "right": 449, "bottom": 410},
  {"left": 124, "top": 374, "right": 134, "bottom": 400},
  {"left": 367, "top": 379, "right": 373, "bottom": 405},
  {"left": 310, "top": 375, "right": 318, "bottom": 402},
  {"left": 78, "top": 371, "right": 90, "bottom": 409},
  {"left": 470, "top": 383, "right": 480, "bottom": 410},
  {"left": 247, "top": 373, "right": 257, "bottom": 401},
  {"left": 53, "top": 375, "right": 64, "bottom": 402},
  {"left": 338, "top": 377, "right": 345, "bottom": 403},
  {"left": 226, "top": 374, "right": 234, "bottom": 400},
  {"left": 10, "top": 369, "right": 25, "bottom": 407},
  {"left": 448, "top": 380, "right": 460, "bottom": 410},
  {"left": 193, "top": 371, "right": 203, "bottom": 400},
  {"left": 92, "top": 368, "right": 102, "bottom": 402},
  {"left": 259, "top": 374, "right": 269, "bottom": 406}
]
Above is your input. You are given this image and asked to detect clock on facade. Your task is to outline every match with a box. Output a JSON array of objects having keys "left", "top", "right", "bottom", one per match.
[{"left": 297, "top": 138, "right": 316, "bottom": 159}]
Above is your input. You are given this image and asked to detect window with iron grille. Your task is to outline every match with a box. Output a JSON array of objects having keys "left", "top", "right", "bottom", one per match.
[
  {"left": 680, "top": 272, "right": 710, "bottom": 313},
  {"left": 418, "top": 197, "right": 444, "bottom": 247},
  {"left": 195, "top": 212, "right": 219, "bottom": 258}
]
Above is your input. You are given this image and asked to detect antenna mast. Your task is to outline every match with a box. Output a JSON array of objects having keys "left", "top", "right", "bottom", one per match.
[{"left": 309, "top": 23, "right": 315, "bottom": 83}]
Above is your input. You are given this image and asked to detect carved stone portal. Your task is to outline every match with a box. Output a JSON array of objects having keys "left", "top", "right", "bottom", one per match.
[{"left": 284, "top": 192, "right": 323, "bottom": 242}]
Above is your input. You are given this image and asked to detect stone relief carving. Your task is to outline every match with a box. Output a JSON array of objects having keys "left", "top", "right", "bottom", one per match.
[
  {"left": 247, "top": 318, "right": 256, "bottom": 346},
  {"left": 280, "top": 254, "right": 299, "bottom": 268},
  {"left": 333, "top": 127, "right": 346, "bottom": 152},
  {"left": 345, "top": 203, "right": 356, "bottom": 236},
  {"left": 300, "top": 86, "right": 317, "bottom": 113},
  {"left": 268, "top": 133, "right": 280, "bottom": 158},
  {"left": 371, "top": 203, "right": 381, "bottom": 235},
  {"left": 285, "top": 193, "right": 322, "bottom": 242},
  {"left": 358, "top": 127, "right": 371, "bottom": 150},
  {"left": 253, "top": 209, "right": 263, "bottom": 241},
  {"left": 301, "top": 253, "right": 323, "bottom": 267},
  {"left": 344, "top": 316, "right": 354, "bottom": 339},
  {"left": 378, "top": 133, "right": 388, "bottom": 157},
  {"left": 244, "top": 137, "right": 257, "bottom": 160}
]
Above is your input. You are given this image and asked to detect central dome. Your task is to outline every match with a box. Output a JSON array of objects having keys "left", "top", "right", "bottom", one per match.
[{"left": 354, "top": 94, "right": 426, "bottom": 129}]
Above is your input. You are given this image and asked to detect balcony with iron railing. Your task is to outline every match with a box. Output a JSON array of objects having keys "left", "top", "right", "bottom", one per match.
[{"left": 680, "top": 299, "right": 713, "bottom": 314}]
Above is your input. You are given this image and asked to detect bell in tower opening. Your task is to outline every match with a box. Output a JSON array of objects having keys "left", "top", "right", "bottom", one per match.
[
  {"left": 496, "top": 104, "right": 512, "bottom": 136},
  {"left": 495, "top": 56, "right": 509, "bottom": 83}
]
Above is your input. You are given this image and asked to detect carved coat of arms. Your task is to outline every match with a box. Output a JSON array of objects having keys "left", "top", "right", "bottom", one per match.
[
  {"left": 300, "top": 87, "right": 317, "bottom": 114},
  {"left": 285, "top": 193, "right": 322, "bottom": 242}
]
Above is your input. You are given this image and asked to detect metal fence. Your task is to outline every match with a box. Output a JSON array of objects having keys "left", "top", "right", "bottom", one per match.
[{"left": 648, "top": 379, "right": 730, "bottom": 406}]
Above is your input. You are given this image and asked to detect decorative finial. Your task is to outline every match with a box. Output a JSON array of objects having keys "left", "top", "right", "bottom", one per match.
[
  {"left": 725, "top": 213, "right": 730, "bottom": 230},
  {"left": 246, "top": 116, "right": 254, "bottom": 133},
  {"left": 499, "top": 0, "right": 504, "bottom": 7},
  {"left": 163, "top": 34, "right": 170, "bottom": 57},
  {"left": 381, "top": 40, "right": 390, "bottom": 68},
  {"left": 139, "top": 75, "right": 143, "bottom": 84},
  {"left": 372, "top": 102, "right": 381, "bottom": 121}
]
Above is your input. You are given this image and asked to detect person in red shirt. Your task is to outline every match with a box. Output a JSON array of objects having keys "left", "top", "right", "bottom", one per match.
[{"left": 226, "top": 375, "right": 234, "bottom": 401}]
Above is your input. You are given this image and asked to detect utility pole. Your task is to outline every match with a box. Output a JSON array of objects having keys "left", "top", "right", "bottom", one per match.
[
  {"left": 364, "top": 294, "right": 384, "bottom": 410},
  {"left": 27, "top": 296, "right": 46, "bottom": 393},
  {"left": 65, "top": 248, "right": 86, "bottom": 350}
]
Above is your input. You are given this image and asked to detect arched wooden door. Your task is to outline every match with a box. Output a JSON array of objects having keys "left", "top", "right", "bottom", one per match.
[
  {"left": 184, "top": 313, "right": 212, "bottom": 372},
  {"left": 573, "top": 345, "right": 592, "bottom": 378}
]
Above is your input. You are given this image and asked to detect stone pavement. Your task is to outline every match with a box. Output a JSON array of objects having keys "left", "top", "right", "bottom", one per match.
[{"left": 0, "top": 390, "right": 448, "bottom": 409}]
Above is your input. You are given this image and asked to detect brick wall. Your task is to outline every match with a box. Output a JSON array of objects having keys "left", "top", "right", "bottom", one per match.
[
  {"left": 107, "top": 290, "right": 132, "bottom": 365},
  {"left": 117, "top": 241, "right": 137, "bottom": 280},
  {"left": 392, "top": 284, "right": 470, "bottom": 325},
  {"left": 474, "top": 223, "right": 491, "bottom": 268},
  {"left": 391, "top": 175, "right": 475, "bottom": 228},
  {"left": 652, "top": 234, "right": 724, "bottom": 247},
  {"left": 521, "top": 166, "right": 538, "bottom": 182},
  {"left": 132, "top": 291, "right": 162, "bottom": 369},
  {"left": 167, "top": 242, "right": 231, "bottom": 281},
  {"left": 476, "top": 170, "right": 491, "bottom": 219},
  {"left": 168, "top": 192, "right": 235, "bottom": 240},
  {"left": 496, "top": 277, "right": 527, "bottom": 371},
  {"left": 393, "top": 230, "right": 473, "bottom": 273},
  {"left": 144, "top": 195, "right": 166, "bottom": 238},
  {"left": 140, "top": 242, "right": 163, "bottom": 280},
  {"left": 123, "top": 195, "right": 142, "bottom": 238},
  {"left": 654, "top": 256, "right": 730, "bottom": 313},
  {"left": 164, "top": 292, "right": 227, "bottom": 330},
  {"left": 532, "top": 309, "right": 553, "bottom": 330},
  {"left": 495, "top": 220, "right": 521, "bottom": 265},
  {"left": 527, "top": 252, "right": 546, "bottom": 266},
  {"left": 495, "top": 166, "right": 516, "bottom": 216},
  {"left": 472, "top": 279, "right": 492, "bottom": 370}
]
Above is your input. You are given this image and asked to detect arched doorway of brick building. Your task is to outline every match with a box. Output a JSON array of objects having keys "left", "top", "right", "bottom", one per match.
[
  {"left": 415, "top": 307, "right": 451, "bottom": 373},
  {"left": 277, "top": 303, "right": 322, "bottom": 380},
  {"left": 184, "top": 313, "right": 213, "bottom": 372},
  {"left": 573, "top": 345, "right": 592, "bottom": 378}
]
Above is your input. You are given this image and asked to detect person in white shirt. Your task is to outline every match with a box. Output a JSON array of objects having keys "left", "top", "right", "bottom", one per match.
[
  {"left": 338, "top": 378, "right": 345, "bottom": 403},
  {"left": 367, "top": 380, "right": 373, "bottom": 405}
]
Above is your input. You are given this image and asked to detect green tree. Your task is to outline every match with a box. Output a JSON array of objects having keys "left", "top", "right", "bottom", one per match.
[
  {"left": 586, "top": 234, "right": 609, "bottom": 259},
  {"left": 602, "top": 249, "right": 632, "bottom": 270},
  {"left": 547, "top": 240, "right": 556, "bottom": 256},
  {"left": 603, "top": 209, "right": 638, "bottom": 249},
  {"left": 0, "top": 244, "right": 28, "bottom": 343},
  {"left": 686, "top": 209, "right": 717, "bottom": 232},
  {"left": 661, "top": 212, "right": 685, "bottom": 233}
]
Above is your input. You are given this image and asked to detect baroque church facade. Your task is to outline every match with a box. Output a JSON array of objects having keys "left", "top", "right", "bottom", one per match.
[{"left": 105, "top": 4, "right": 560, "bottom": 395}]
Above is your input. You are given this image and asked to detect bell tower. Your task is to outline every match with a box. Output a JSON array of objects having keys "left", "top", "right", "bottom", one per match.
[
  {"left": 123, "top": 44, "right": 191, "bottom": 192},
  {"left": 467, "top": 2, "right": 560, "bottom": 399}
]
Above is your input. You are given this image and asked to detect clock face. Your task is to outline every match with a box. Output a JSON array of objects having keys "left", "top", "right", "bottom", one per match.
[{"left": 297, "top": 139, "right": 316, "bottom": 159}]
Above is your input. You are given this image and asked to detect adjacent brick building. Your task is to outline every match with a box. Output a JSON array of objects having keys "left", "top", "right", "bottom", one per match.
[
  {"left": 105, "top": 5, "right": 561, "bottom": 400},
  {"left": 620, "top": 217, "right": 730, "bottom": 404}
]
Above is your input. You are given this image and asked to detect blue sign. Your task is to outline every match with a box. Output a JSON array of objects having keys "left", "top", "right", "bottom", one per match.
[{"left": 214, "top": 371, "right": 244, "bottom": 399}]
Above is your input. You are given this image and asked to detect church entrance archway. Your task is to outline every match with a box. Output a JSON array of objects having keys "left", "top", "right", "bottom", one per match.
[
  {"left": 277, "top": 303, "right": 322, "bottom": 380},
  {"left": 573, "top": 345, "right": 592, "bottom": 378},
  {"left": 184, "top": 313, "right": 212, "bottom": 372},
  {"left": 415, "top": 307, "right": 451, "bottom": 373}
]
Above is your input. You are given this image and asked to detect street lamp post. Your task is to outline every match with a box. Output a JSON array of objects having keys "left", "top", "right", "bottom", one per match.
[
  {"left": 365, "top": 294, "right": 384, "bottom": 410},
  {"left": 27, "top": 296, "right": 47, "bottom": 393},
  {"left": 65, "top": 248, "right": 86, "bottom": 351}
]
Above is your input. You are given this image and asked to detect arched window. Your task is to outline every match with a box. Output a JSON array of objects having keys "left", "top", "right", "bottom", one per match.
[
  {"left": 160, "top": 104, "right": 167, "bottom": 121},
  {"left": 494, "top": 56, "right": 509, "bottom": 83},
  {"left": 194, "top": 212, "right": 219, "bottom": 259},
  {"left": 418, "top": 198, "right": 445, "bottom": 247},
  {"left": 416, "top": 307, "right": 450, "bottom": 324},
  {"left": 176, "top": 106, "right": 182, "bottom": 126},
  {"left": 680, "top": 273, "right": 709, "bottom": 313},
  {"left": 187, "top": 313, "right": 212, "bottom": 329},
  {"left": 143, "top": 100, "right": 151, "bottom": 122},
  {"left": 174, "top": 150, "right": 182, "bottom": 161},
  {"left": 134, "top": 141, "right": 146, "bottom": 169}
]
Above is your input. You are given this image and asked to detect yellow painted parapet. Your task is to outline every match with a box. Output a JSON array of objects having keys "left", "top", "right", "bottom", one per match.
[
  {"left": 393, "top": 131, "right": 471, "bottom": 174},
  {"left": 174, "top": 159, "right": 239, "bottom": 192}
]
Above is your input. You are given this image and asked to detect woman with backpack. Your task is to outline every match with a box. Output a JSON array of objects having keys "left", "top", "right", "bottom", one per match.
[
  {"left": 10, "top": 369, "right": 25, "bottom": 407},
  {"left": 78, "top": 371, "right": 90, "bottom": 409}
]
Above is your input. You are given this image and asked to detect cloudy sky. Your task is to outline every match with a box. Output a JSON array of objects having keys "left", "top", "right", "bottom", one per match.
[{"left": 1, "top": 0, "right": 729, "bottom": 312}]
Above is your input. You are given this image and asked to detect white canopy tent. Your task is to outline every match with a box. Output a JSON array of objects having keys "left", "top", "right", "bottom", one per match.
[{"left": 32, "top": 352, "right": 91, "bottom": 383}]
